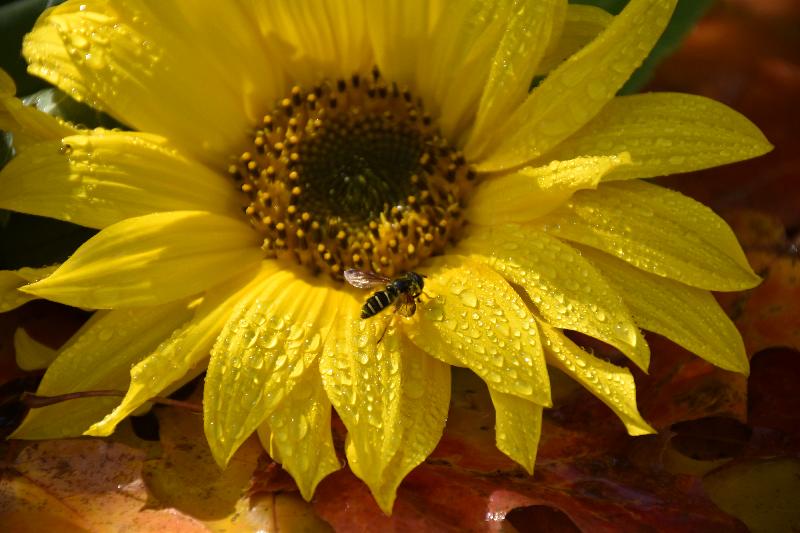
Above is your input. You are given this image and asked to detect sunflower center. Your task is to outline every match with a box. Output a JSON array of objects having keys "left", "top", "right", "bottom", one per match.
[{"left": 230, "top": 69, "right": 475, "bottom": 279}]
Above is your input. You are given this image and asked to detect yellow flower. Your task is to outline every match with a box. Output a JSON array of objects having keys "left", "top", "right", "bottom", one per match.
[{"left": 0, "top": 0, "right": 770, "bottom": 513}]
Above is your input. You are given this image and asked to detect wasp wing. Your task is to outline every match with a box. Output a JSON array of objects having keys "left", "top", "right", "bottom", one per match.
[
  {"left": 394, "top": 294, "right": 417, "bottom": 317},
  {"left": 344, "top": 269, "right": 391, "bottom": 289}
]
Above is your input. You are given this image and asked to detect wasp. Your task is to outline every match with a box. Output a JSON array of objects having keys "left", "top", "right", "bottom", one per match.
[{"left": 344, "top": 269, "right": 426, "bottom": 343}]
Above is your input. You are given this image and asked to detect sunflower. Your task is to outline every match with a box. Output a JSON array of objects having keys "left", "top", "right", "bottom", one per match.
[{"left": 0, "top": 0, "right": 770, "bottom": 514}]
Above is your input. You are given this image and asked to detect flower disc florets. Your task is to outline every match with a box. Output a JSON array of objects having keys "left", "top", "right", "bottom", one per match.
[{"left": 230, "top": 68, "right": 475, "bottom": 279}]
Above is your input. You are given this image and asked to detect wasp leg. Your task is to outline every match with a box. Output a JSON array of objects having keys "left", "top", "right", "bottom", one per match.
[{"left": 376, "top": 315, "right": 392, "bottom": 344}]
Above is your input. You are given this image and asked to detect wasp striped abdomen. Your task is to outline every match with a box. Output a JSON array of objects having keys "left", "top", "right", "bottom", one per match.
[{"left": 361, "top": 284, "right": 401, "bottom": 318}]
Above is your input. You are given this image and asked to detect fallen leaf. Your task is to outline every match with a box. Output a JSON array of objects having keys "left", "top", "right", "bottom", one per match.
[
  {"left": 312, "top": 370, "right": 747, "bottom": 532},
  {"left": 0, "top": 437, "right": 206, "bottom": 532},
  {"left": 704, "top": 458, "right": 800, "bottom": 533}
]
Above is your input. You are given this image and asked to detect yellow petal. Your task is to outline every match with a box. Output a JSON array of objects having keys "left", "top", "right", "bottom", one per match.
[
  {"left": 367, "top": 348, "right": 450, "bottom": 515},
  {"left": 0, "top": 69, "right": 77, "bottom": 151},
  {"left": 0, "top": 68, "right": 14, "bottom": 94},
  {"left": 14, "top": 329, "right": 57, "bottom": 371},
  {"left": 0, "top": 132, "right": 243, "bottom": 229},
  {"left": 11, "top": 300, "right": 193, "bottom": 439},
  {"left": 320, "top": 294, "right": 402, "bottom": 491},
  {"left": 538, "top": 321, "right": 655, "bottom": 436},
  {"left": 489, "top": 389, "right": 543, "bottom": 474},
  {"left": 366, "top": 0, "right": 442, "bottom": 107},
  {"left": 459, "top": 224, "right": 649, "bottom": 370},
  {"left": 412, "top": 0, "right": 514, "bottom": 141},
  {"left": 24, "top": 1, "right": 285, "bottom": 164},
  {"left": 538, "top": 180, "right": 761, "bottom": 291},
  {"left": 472, "top": 0, "right": 678, "bottom": 171},
  {"left": 320, "top": 0, "right": 372, "bottom": 77},
  {"left": 465, "top": 0, "right": 566, "bottom": 147},
  {"left": 545, "top": 93, "right": 773, "bottom": 181},
  {"left": 19, "top": 18, "right": 90, "bottom": 105},
  {"left": 251, "top": 0, "right": 371, "bottom": 86},
  {"left": 22, "top": 211, "right": 262, "bottom": 309},
  {"left": 257, "top": 364, "right": 341, "bottom": 502},
  {"left": 406, "top": 255, "right": 551, "bottom": 406},
  {"left": 580, "top": 246, "right": 749, "bottom": 374},
  {"left": 319, "top": 294, "right": 403, "bottom": 474},
  {"left": 536, "top": 4, "right": 613, "bottom": 75},
  {"left": 0, "top": 265, "right": 58, "bottom": 312},
  {"left": 84, "top": 263, "right": 274, "bottom": 437},
  {"left": 320, "top": 297, "right": 450, "bottom": 514},
  {"left": 204, "top": 269, "right": 341, "bottom": 467},
  {"left": 466, "top": 153, "right": 630, "bottom": 225}
]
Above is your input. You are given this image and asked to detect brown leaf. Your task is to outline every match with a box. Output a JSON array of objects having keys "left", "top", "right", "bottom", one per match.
[
  {"left": 313, "top": 370, "right": 746, "bottom": 532},
  {"left": 704, "top": 458, "right": 800, "bottom": 533},
  {"left": 0, "top": 438, "right": 206, "bottom": 532}
]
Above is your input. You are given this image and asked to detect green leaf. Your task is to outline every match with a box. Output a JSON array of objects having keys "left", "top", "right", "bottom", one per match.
[
  {"left": 0, "top": 132, "right": 11, "bottom": 168},
  {"left": 569, "top": 0, "right": 628, "bottom": 15},
  {"left": 22, "top": 88, "right": 123, "bottom": 129},
  {"left": 0, "top": 212, "right": 96, "bottom": 270}
]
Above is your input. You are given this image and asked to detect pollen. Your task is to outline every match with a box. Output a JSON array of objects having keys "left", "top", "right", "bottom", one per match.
[{"left": 230, "top": 68, "right": 474, "bottom": 279}]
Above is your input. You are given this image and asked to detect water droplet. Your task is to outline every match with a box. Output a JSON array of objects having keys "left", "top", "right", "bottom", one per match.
[
  {"left": 515, "top": 382, "right": 533, "bottom": 397},
  {"left": 296, "top": 415, "right": 309, "bottom": 439},
  {"left": 304, "top": 333, "right": 321, "bottom": 352},
  {"left": 264, "top": 335, "right": 279, "bottom": 349},
  {"left": 459, "top": 290, "right": 478, "bottom": 308},
  {"left": 357, "top": 333, "right": 370, "bottom": 348},
  {"left": 614, "top": 321, "right": 635, "bottom": 344},
  {"left": 71, "top": 35, "right": 90, "bottom": 50},
  {"left": 426, "top": 305, "right": 444, "bottom": 322}
]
